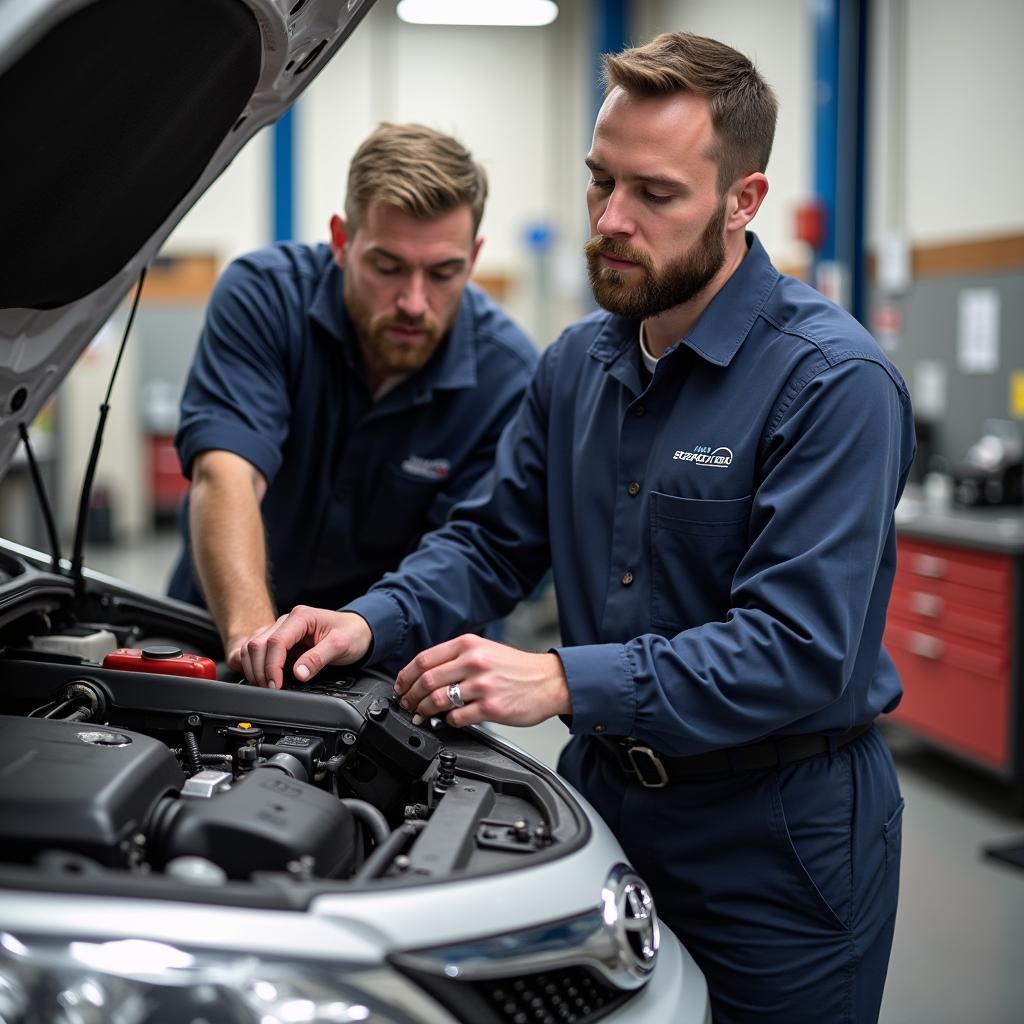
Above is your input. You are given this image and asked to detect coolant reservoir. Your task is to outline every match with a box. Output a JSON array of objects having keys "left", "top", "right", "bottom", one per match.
[{"left": 30, "top": 628, "right": 118, "bottom": 663}]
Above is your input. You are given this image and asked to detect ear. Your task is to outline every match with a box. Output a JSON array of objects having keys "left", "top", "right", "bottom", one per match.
[
  {"left": 726, "top": 172, "right": 769, "bottom": 232},
  {"left": 468, "top": 235, "right": 485, "bottom": 272},
  {"left": 329, "top": 214, "right": 348, "bottom": 266}
]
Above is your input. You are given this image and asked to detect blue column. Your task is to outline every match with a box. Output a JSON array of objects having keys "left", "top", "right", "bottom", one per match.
[
  {"left": 811, "top": 0, "right": 868, "bottom": 322},
  {"left": 272, "top": 107, "right": 295, "bottom": 242},
  {"left": 593, "top": 0, "right": 630, "bottom": 122},
  {"left": 812, "top": 1, "right": 839, "bottom": 263}
]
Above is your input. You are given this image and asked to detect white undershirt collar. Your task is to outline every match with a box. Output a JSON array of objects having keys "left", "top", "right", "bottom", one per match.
[{"left": 638, "top": 322, "right": 660, "bottom": 375}]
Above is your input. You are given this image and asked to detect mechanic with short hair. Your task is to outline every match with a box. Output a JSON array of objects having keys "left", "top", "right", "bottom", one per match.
[
  {"left": 168, "top": 122, "right": 537, "bottom": 670},
  {"left": 237, "top": 34, "right": 914, "bottom": 1022}
]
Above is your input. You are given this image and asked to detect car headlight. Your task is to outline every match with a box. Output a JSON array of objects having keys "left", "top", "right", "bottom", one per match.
[{"left": 0, "top": 932, "right": 421, "bottom": 1024}]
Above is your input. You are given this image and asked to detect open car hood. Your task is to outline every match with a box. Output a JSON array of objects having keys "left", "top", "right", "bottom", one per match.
[{"left": 0, "top": 0, "right": 375, "bottom": 479}]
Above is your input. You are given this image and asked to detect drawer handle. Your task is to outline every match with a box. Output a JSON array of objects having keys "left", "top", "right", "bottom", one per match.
[
  {"left": 909, "top": 632, "right": 944, "bottom": 660},
  {"left": 910, "top": 553, "right": 948, "bottom": 579},
  {"left": 910, "top": 592, "right": 944, "bottom": 618}
]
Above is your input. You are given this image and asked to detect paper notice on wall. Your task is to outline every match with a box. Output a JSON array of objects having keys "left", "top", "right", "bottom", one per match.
[
  {"left": 957, "top": 288, "right": 1000, "bottom": 374},
  {"left": 913, "top": 359, "right": 947, "bottom": 422}
]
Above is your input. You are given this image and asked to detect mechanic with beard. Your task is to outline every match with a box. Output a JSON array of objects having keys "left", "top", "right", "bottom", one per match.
[
  {"left": 237, "top": 34, "right": 914, "bottom": 1023},
  {"left": 167, "top": 123, "right": 537, "bottom": 669}
]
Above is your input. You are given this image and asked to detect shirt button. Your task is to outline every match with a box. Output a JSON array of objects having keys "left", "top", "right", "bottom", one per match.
[
  {"left": 594, "top": 724, "right": 607, "bottom": 734},
  {"left": 621, "top": 570, "right": 634, "bottom": 586},
  {"left": 627, "top": 481, "right": 640, "bottom": 497},
  {"left": 632, "top": 404, "right": 646, "bottom": 417}
]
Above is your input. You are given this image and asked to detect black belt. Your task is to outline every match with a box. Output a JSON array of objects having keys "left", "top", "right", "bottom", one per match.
[{"left": 595, "top": 721, "right": 874, "bottom": 787}]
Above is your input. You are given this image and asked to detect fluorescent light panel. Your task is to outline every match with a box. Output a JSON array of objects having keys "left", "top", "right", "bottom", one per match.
[{"left": 396, "top": 0, "right": 559, "bottom": 27}]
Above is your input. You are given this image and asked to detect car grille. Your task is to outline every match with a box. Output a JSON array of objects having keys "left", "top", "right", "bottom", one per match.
[
  {"left": 396, "top": 962, "right": 633, "bottom": 1024},
  {"left": 474, "top": 965, "right": 631, "bottom": 1023}
]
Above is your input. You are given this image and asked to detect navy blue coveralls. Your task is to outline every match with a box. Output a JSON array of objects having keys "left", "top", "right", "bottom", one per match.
[
  {"left": 347, "top": 234, "right": 916, "bottom": 1022},
  {"left": 168, "top": 241, "right": 537, "bottom": 616}
]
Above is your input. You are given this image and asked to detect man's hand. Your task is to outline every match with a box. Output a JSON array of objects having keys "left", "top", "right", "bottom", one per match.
[
  {"left": 226, "top": 629, "right": 268, "bottom": 674},
  {"left": 238, "top": 606, "right": 373, "bottom": 689},
  {"left": 393, "top": 635, "right": 572, "bottom": 728}
]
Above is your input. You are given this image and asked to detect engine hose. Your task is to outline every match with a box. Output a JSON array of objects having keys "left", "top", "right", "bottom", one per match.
[
  {"left": 182, "top": 730, "right": 203, "bottom": 776},
  {"left": 341, "top": 798, "right": 391, "bottom": 848},
  {"left": 352, "top": 821, "right": 425, "bottom": 882},
  {"left": 200, "top": 753, "right": 233, "bottom": 767},
  {"left": 39, "top": 697, "right": 79, "bottom": 719}
]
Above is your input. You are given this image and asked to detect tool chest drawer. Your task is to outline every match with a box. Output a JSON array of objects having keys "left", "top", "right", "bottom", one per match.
[
  {"left": 884, "top": 535, "right": 1019, "bottom": 776},
  {"left": 894, "top": 537, "right": 1012, "bottom": 600}
]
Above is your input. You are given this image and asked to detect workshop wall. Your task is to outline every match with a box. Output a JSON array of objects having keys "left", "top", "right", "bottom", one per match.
[
  {"left": 86, "top": 0, "right": 1023, "bottom": 541},
  {"left": 162, "top": 0, "right": 814, "bottom": 342},
  {"left": 866, "top": 0, "right": 1024, "bottom": 470},
  {"left": 635, "top": 0, "right": 812, "bottom": 275},
  {"left": 868, "top": 0, "right": 1024, "bottom": 248}
]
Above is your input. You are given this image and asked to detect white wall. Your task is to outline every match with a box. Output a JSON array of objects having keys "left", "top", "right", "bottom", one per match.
[
  {"left": 163, "top": 0, "right": 593, "bottom": 347},
  {"left": 160, "top": 0, "right": 1024, "bottom": 315},
  {"left": 869, "top": 0, "right": 1024, "bottom": 247},
  {"left": 163, "top": 133, "right": 270, "bottom": 268},
  {"left": 635, "top": 0, "right": 812, "bottom": 272}
]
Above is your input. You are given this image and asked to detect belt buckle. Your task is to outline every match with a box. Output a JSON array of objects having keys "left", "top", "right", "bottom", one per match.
[{"left": 625, "top": 745, "right": 669, "bottom": 788}]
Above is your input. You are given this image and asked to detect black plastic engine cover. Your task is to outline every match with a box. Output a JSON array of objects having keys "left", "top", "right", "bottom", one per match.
[
  {"left": 158, "top": 767, "right": 355, "bottom": 880},
  {"left": 0, "top": 716, "right": 184, "bottom": 866}
]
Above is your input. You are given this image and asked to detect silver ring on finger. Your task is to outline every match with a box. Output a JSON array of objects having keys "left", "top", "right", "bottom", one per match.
[{"left": 447, "top": 682, "right": 466, "bottom": 709}]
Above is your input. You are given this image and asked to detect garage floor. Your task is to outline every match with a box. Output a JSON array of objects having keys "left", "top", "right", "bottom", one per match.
[{"left": 87, "top": 531, "right": 1024, "bottom": 1024}]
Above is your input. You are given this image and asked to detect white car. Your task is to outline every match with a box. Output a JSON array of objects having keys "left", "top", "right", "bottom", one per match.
[{"left": 0, "top": 2, "right": 711, "bottom": 1022}]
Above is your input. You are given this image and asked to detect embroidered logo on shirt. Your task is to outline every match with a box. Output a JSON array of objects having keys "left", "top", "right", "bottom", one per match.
[
  {"left": 673, "top": 445, "right": 733, "bottom": 468},
  {"left": 401, "top": 455, "right": 451, "bottom": 480}
]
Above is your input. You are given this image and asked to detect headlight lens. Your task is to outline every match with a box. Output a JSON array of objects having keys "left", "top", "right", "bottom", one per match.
[{"left": 0, "top": 932, "right": 412, "bottom": 1024}]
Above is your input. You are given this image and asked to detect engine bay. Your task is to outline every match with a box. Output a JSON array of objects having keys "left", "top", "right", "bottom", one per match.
[{"left": 0, "top": 552, "right": 584, "bottom": 906}]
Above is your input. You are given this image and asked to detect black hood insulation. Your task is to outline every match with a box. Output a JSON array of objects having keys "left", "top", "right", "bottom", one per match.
[{"left": 0, "top": 0, "right": 262, "bottom": 310}]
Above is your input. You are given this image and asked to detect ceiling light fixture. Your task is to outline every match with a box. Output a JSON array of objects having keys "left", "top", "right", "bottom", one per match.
[{"left": 396, "top": 1, "right": 559, "bottom": 27}]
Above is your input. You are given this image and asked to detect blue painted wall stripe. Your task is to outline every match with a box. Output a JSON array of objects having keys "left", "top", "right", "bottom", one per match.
[
  {"left": 813, "top": 0, "right": 839, "bottom": 262},
  {"left": 593, "top": 0, "right": 630, "bottom": 123},
  {"left": 273, "top": 107, "right": 295, "bottom": 242}
]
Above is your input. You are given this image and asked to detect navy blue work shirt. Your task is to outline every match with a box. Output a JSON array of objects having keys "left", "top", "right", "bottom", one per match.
[
  {"left": 168, "top": 242, "right": 537, "bottom": 614},
  {"left": 347, "top": 233, "right": 917, "bottom": 754}
]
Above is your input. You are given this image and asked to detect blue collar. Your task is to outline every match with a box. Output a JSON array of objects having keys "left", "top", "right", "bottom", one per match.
[
  {"left": 588, "top": 231, "right": 780, "bottom": 369},
  {"left": 308, "top": 251, "right": 479, "bottom": 397}
]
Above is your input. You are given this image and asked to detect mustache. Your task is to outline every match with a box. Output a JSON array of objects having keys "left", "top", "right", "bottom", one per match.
[
  {"left": 584, "top": 235, "right": 653, "bottom": 271},
  {"left": 373, "top": 312, "right": 440, "bottom": 333}
]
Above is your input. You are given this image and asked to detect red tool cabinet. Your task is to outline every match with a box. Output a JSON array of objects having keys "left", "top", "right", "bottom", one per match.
[{"left": 884, "top": 527, "right": 1023, "bottom": 780}]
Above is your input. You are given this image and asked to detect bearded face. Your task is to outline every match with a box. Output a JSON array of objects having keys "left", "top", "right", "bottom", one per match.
[
  {"left": 585, "top": 199, "right": 727, "bottom": 320},
  {"left": 345, "top": 295, "right": 445, "bottom": 378}
]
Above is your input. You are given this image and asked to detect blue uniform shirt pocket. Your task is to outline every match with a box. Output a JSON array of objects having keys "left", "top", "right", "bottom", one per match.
[
  {"left": 649, "top": 491, "right": 752, "bottom": 632},
  {"left": 357, "top": 463, "right": 443, "bottom": 555}
]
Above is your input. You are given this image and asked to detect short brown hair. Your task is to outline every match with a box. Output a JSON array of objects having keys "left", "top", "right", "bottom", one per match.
[
  {"left": 603, "top": 32, "right": 778, "bottom": 192},
  {"left": 344, "top": 122, "right": 488, "bottom": 234}
]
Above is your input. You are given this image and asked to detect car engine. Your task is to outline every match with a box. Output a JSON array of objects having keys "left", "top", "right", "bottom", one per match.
[{"left": 0, "top": 555, "right": 583, "bottom": 901}]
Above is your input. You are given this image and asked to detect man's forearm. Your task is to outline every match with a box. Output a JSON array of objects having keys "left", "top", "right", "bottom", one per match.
[{"left": 189, "top": 473, "right": 276, "bottom": 652}]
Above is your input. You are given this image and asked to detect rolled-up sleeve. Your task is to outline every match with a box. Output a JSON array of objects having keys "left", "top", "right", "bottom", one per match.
[{"left": 175, "top": 258, "right": 292, "bottom": 483}]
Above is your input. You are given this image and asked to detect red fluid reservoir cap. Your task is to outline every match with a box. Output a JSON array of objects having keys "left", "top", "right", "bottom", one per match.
[{"left": 103, "top": 646, "right": 218, "bottom": 679}]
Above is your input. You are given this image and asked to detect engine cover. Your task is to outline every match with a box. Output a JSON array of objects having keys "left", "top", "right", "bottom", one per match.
[
  {"left": 154, "top": 768, "right": 356, "bottom": 879},
  {"left": 0, "top": 715, "right": 184, "bottom": 866}
]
